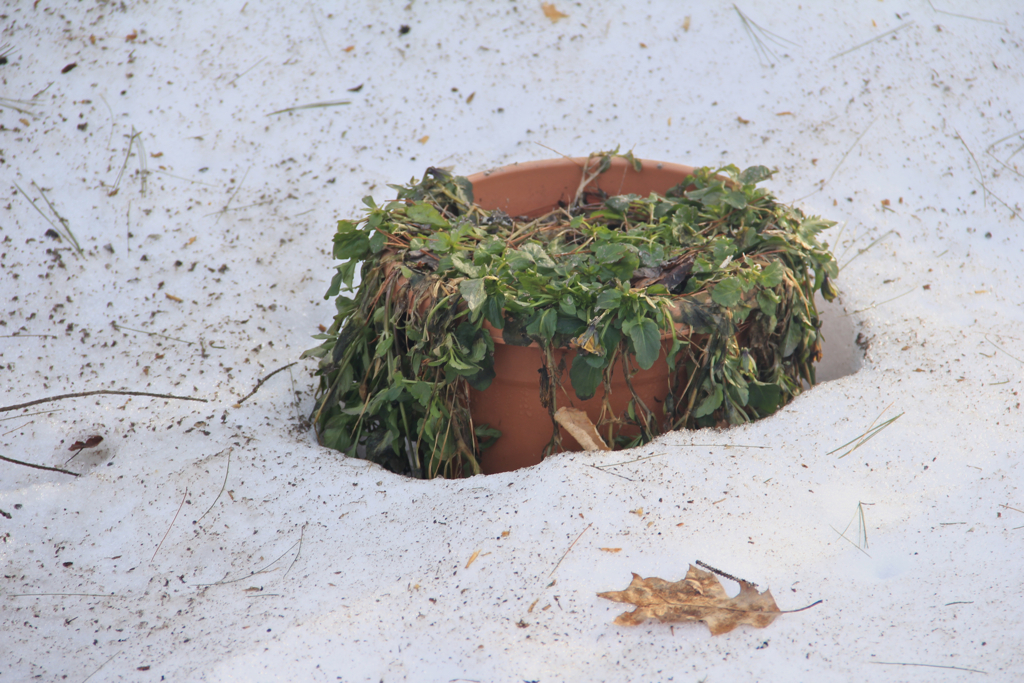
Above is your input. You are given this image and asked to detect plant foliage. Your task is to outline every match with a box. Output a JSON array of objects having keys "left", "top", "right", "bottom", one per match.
[{"left": 303, "top": 153, "right": 838, "bottom": 478}]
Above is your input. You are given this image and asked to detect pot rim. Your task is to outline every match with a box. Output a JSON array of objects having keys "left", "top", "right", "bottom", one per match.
[{"left": 465, "top": 156, "right": 698, "bottom": 182}]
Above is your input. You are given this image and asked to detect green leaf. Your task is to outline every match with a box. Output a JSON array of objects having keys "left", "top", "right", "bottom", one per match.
[
  {"left": 606, "top": 194, "right": 637, "bottom": 213},
  {"left": 747, "top": 381, "right": 782, "bottom": 414},
  {"left": 685, "top": 185, "right": 725, "bottom": 206},
  {"left": 407, "top": 381, "right": 433, "bottom": 404},
  {"left": 459, "top": 278, "right": 487, "bottom": 314},
  {"left": 483, "top": 295, "right": 505, "bottom": 329},
  {"left": 333, "top": 231, "right": 370, "bottom": 260},
  {"left": 760, "top": 261, "right": 785, "bottom": 288},
  {"left": 628, "top": 319, "right": 661, "bottom": 370},
  {"left": 782, "top": 321, "right": 802, "bottom": 357},
  {"left": 325, "top": 269, "right": 344, "bottom": 299},
  {"left": 595, "top": 244, "right": 640, "bottom": 280},
  {"left": 637, "top": 244, "right": 666, "bottom": 268},
  {"left": 539, "top": 308, "right": 557, "bottom": 340},
  {"left": 501, "top": 316, "right": 532, "bottom": 346},
  {"left": 453, "top": 176, "right": 475, "bottom": 206},
  {"left": 594, "top": 243, "right": 630, "bottom": 264},
  {"left": 756, "top": 289, "right": 778, "bottom": 318},
  {"left": 466, "top": 363, "right": 495, "bottom": 391},
  {"left": 711, "top": 277, "right": 743, "bottom": 308},
  {"left": 368, "top": 230, "right": 387, "bottom": 254},
  {"left": 451, "top": 253, "right": 481, "bottom": 278},
  {"left": 556, "top": 315, "right": 583, "bottom": 335},
  {"left": 723, "top": 190, "right": 747, "bottom": 210},
  {"left": 595, "top": 289, "right": 622, "bottom": 311},
  {"left": 692, "top": 385, "right": 723, "bottom": 418},
  {"left": 711, "top": 239, "right": 737, "bottom": 265},
  {"left": 406, "top": 202, "right": 450, "bottom": 228},
  {"left": 518, "top": 243, "right": 556, "bottom": 270},
  {"left": 727, "top": 376, "right": 749, "bottom": 406},
  {"left": 570, "top": 353, "right": 603, "bottom": 401},
  {"left": 374, "top": 334, "right": 394, "bottom": 357},
  {"left": 821, "top": 272, "right": 838, "bottom": 302},
  {"left": 795, "top": 217, "right": 836, "bottom": 249},
  {"left": 738, "top": 165, "right": 774, "bottom": 184}
]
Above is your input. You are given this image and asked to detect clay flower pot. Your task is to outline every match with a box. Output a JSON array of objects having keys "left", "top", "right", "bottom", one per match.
[
  {"left": 466, "top": 157, "right": 697, "bottom": 474},
  {"left": 306, "top": 153, "right": 837, "bottom": 480}
]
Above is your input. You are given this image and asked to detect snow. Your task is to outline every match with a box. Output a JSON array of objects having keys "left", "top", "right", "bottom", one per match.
[{"left": 2, "top": 1, "right": 1022, "bottom": 680}]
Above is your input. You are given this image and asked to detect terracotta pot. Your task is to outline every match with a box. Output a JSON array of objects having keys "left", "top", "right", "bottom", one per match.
[{"left": 465, "top": 157, "right": 698, "bottom": 475}]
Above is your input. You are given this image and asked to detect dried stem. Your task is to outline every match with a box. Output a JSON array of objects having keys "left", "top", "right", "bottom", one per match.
[
  {"left": 1, "top": 390, "right": 207, "bottom": 414},
  {"left": 151, "top": 488, "right": 188, "bottom": 562},
  {"left": 234, "top": 362, "right": 298, "bottom": 406},
  {"left": 0, "top": 453, "right": 81, "bottom": 477}
]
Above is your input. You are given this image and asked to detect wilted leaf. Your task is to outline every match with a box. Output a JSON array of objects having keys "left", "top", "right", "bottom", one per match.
[
  {"left": 554, "top": 407, "right": 609, "bottom": 451},
  {"left": 541, "top": 2, "right": 568, "bottom": 22},
  {"left": 69, "top": 435, "right": 103, "bottom": 452},
  {"left": 598, "top": 564, "right": 780, "bottom": 635}
]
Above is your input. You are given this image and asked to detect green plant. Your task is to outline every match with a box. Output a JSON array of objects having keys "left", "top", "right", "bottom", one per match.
[{"left": 303, "top": 152, "right": 838, "bottom": 479}]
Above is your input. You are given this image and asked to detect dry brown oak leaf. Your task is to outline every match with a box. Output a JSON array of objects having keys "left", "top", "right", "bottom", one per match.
[{"left": 598, "top": 564, "right": 780, "bottom": 635}]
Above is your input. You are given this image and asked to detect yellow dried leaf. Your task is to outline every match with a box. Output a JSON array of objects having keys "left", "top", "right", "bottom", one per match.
[
  {"left": 418, "top": 135, "right": 430, "bottom": 144},
  {"left": 554, "top": 407, "right": 609, "bottom": 451},
  {"left": 501, "top": 530, "right": 510, "bottom": 538},
  {"left": 683, "top": 16, "right": 691, "bottom": 31},
  {"left": 598, "top": 565, "right": 781, "bottom": 635},
  {"left": 165, "top": 293, "right": 183, "bottom": 303},
  {"left": 599, "top": 547, "right": 622, "bottom": 553},
  {"left": 465, "top": 549, "right": 481, "bottom": 569},
  {"left": 630, "top": 508, "right": 643, "bottom": 516},
  {"left": 541, "top": 2, "right": 568, "bottom": 22}
]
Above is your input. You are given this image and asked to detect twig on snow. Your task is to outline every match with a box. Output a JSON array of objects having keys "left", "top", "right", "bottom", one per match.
[
  {"left": 1, "top": 390, "right": 208, "bottom": 413},
  {"left": 234, "top": 362, "right": 298, "bottom": 406},
  {"left": 0, "top": 453, "right": 81, "bottom": 477}
]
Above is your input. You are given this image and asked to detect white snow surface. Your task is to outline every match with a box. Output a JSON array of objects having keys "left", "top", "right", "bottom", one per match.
[{"left": 2, "top": 1, "right": 1023, "bottom": 681}]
